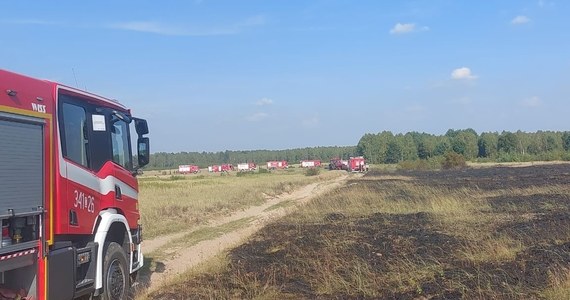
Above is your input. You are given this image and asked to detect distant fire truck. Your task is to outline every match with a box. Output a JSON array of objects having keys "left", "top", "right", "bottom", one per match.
[
  {"left": 237, "top": 163, "right": 257, "bottom": 172},
  {"left": 348, "top": 156, "right": 368, "bottom": 172},
  {"left": 301, "top": 160, "right": 321, "bottom": 168},
  {"left": 329, "top": 157, "right": 348, "bottom": 171},
  {"left": 266, "top": 160, "right": 288, "bottom": 170},
  {"left": 178, "top": 165, "right": 200, "bottom": 174},
  {"left": 208, "top": 164, "right": 234, "bottom": 172},
  {"left": 0, "top": 69, "right": 149, "bottom": 299}
]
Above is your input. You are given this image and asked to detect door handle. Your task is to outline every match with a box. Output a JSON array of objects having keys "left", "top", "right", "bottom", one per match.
[{"left": 115, "top": 185, "right": 122, "bottom": 200}]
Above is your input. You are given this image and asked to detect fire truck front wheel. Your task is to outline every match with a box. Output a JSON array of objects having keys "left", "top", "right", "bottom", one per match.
[{"left": 101, "top": 242, "right": 130, "bottom": 300}]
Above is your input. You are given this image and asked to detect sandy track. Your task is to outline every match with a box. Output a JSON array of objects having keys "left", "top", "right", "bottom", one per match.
[{"left": 138, "top": 174, "right": 350, "bottom": 292}]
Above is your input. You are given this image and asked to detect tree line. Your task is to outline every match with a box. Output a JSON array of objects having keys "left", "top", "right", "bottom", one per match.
[
  {"left": 146, "top": 129, "right": 570, "bottom": 170},
  {"left": 356, "top": 129, "right": 570, "bottom": 164}
]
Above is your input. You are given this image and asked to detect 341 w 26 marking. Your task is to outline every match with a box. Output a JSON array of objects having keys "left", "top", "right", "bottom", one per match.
[{"left": 74, "top": 190, "right": 95, "bottom": 213}]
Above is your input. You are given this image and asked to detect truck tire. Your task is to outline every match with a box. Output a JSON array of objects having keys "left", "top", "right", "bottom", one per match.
[{"left": 101, "top": 242, "right": 129, "bottom": 300}]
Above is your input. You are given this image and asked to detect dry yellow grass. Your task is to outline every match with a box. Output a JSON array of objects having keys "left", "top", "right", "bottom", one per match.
[
  {"left": 289, "top": 183, "right": 487, "bottom": 223},
  {"left": 138, "top": 168, "right": 340, "bottom": 239},
  {"left": 541, "top": 268, "right": 570, "bottom": 300},
  {"left": 468, "top": 160, "right": 570, "bottom": 168},
  {"left": 457, "top": 235, "right": 525, "bottom": 263}
]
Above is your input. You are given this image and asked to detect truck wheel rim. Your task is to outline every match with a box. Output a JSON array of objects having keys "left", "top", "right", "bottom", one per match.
[{"left": 107, "top": 258, "right": 125, "bottom": 299}]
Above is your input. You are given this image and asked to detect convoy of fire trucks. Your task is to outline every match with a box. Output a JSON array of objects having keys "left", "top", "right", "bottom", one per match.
[
  {"left": 178, "top": 157, "right": 367, "bottom": 174},
  {"left": 1, "top": 69, "right": 149, "bottom": 300}
]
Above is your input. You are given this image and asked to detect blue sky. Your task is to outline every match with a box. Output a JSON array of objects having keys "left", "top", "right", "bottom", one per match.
[{"left": 2, "top": 0, "right": 568, "bottom": 152}]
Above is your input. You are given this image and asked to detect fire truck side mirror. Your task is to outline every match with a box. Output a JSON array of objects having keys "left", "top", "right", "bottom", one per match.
[
  {"left": 134, "top": 118, "right": 149, "bottom": 136},
  {"left": 137, "top": 137, "right": 150, "bottom": 167}
]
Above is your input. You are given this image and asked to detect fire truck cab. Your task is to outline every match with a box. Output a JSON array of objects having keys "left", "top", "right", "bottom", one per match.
[{"left": 0, "top": 69, "right": 149, "bottom": 299}]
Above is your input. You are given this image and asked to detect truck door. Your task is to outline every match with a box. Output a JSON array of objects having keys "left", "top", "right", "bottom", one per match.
[
  {"left": 109, "top": 115, "right": 139, "bottom": 224},
  {"left": 59, "top": 100, "right": 99, "bottom": 234}
]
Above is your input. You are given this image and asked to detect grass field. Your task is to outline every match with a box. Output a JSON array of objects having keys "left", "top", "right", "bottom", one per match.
[
  {"left": 138, "top": 167, "right": 339, "bottom": 240},
  {"left": 147, "top": 164, "right": 570, "bottom": 299}
]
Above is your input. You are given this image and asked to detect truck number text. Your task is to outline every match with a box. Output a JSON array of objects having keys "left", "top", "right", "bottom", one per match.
[
  {"left": 31, "top": 103, "right": 46, "bottom": 113},
  {"left": 74, "top": 190, "right": 95, "bottom": 213}
]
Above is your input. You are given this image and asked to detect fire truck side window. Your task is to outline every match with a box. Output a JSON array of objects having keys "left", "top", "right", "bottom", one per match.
[
  {"left": 61, "top": 102, "right": 90, "bottom": 167},
  {"left": 111, "top": 117, "right": 133, "bottom": 170}
]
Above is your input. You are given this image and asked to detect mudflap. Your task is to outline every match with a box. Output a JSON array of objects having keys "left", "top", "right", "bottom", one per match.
[{"left": 48, "top": 242, "right": 99, "bottom": 299}]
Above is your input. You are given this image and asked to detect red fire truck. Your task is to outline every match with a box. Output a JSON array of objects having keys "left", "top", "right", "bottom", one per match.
[
  {"left": 178, "top": 165, "right": 200, "bottom": 174},
  {"left": 237, "top": 163, "right": 256, "bottom": 172},
  {"left": 0, "top": 69, "right": 149, "bottom": 299},
  {"left": 348, "top": 156, "right": 367, "bottom": 172},
  {"left": 208, "top": 164, "right": 233, "bottom": 172},
  {"left": 266, "top": 161, "right": 288, "bottom": 170},
  {"left": 328, "top": 158, "right": 348, "bottom": 171},
  {"left": 300, "top": 160, "right": 321, "bottom": 168}
]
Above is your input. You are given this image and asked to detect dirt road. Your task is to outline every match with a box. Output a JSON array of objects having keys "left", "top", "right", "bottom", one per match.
[{"left": 137, "top": 173, "right": 349, "bottom": 292}]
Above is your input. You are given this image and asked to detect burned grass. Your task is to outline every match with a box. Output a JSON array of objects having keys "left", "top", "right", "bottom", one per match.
[
  {"left": 148, "top": 164, "right": 570, "bottom": 299},
  {"left": 365, "top": 163, "right": 570, "bottom": 190}
]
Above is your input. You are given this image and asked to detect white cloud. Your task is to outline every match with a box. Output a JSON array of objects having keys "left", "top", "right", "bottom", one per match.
[
  {"left": 109, "top": 15, "right": 266, "bottom": 36},
  {"left": 110, "top": 22, "right": 187, "bottom": 36},
  {"left": 511, "top": 15, "right": 531, "bottom": 25},
  {"left": 389, "top": 23, "right": 429, "bottom": 35},
  {"left": 390, "top": 23, "right": 415, "bottom": 34},
  {"left": 522, "top": 96, "right": 542, "bottom": 107},
  {"left": 451, "top": 67, "right": 478, "bottom": 80},
  {"left": 256, "top": 98, "right": 273, "bottom": 106}
]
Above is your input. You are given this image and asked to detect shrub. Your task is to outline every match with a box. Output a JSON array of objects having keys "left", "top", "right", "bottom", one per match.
[
  {"left": 441, "top": 152, "right": 467, "bottom": 170},
  {"left": 305, "top": 168, "right": 320, "bottom": 176},
  {"left": 258, "top": 168, "right": 270, "bottom": 174},
  {"left": 169, "top": 175, "right": 185, "bottom": 181}
]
